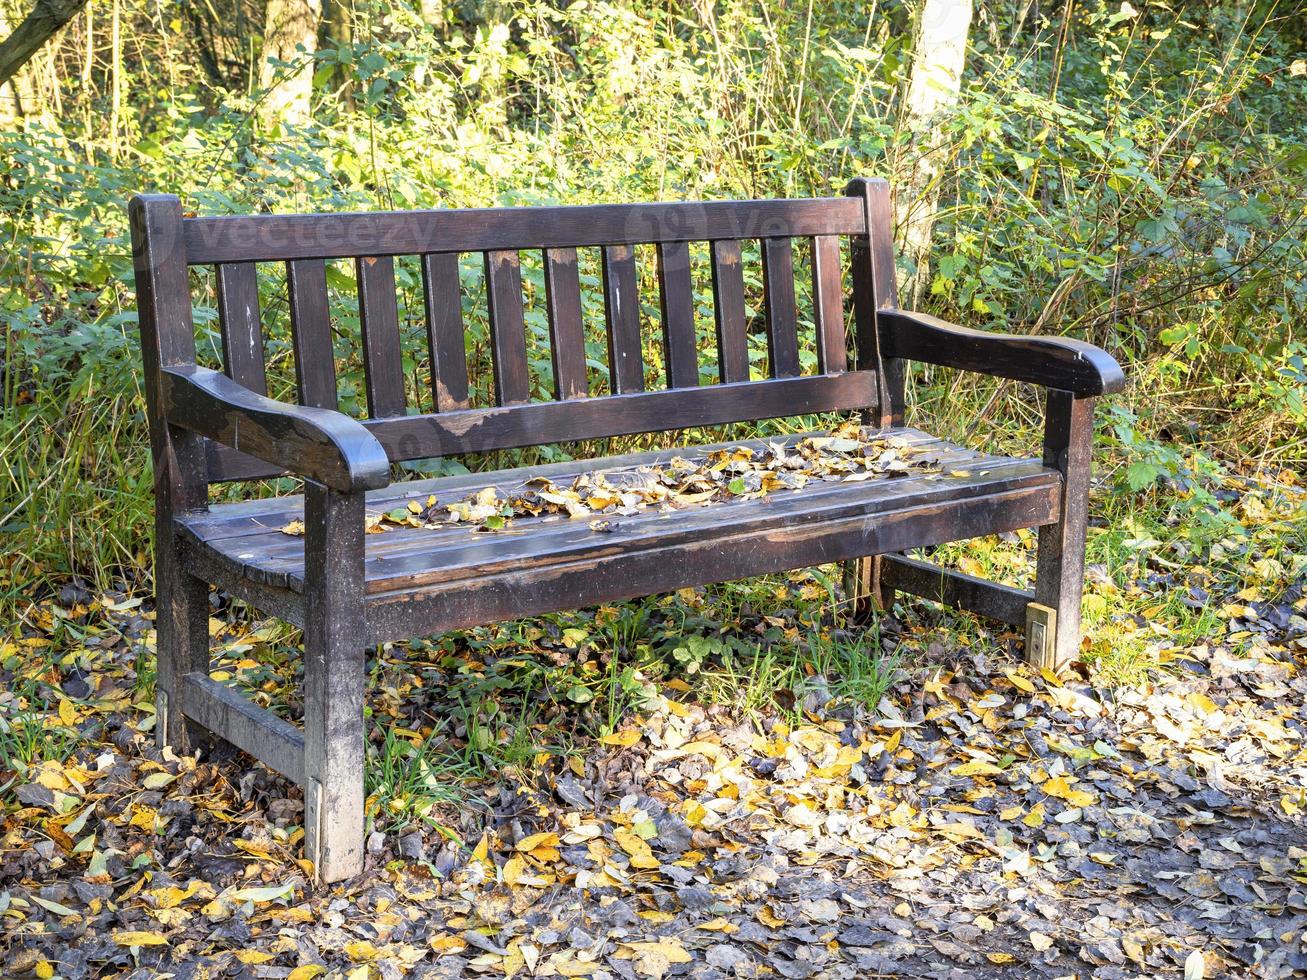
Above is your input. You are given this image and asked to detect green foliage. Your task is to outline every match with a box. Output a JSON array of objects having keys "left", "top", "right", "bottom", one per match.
[{"left": 1, "top": 0, "right": 1304, "bottom": 595}]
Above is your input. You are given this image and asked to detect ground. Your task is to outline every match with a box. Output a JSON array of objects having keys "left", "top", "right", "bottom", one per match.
[{"left": 2, "top": 471, "right": 1306, "bottom": 980}]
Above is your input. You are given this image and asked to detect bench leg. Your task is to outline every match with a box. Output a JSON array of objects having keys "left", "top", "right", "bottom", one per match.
[
  {"left": 1029, "top": 390, "right": 1094, "bottom": 670},
  {"left": 844, "top": 555, "right": 894, "bottom": 620},
  {"left": 302, "top": 483, "right": 368, "bottom": 884},
  {"left": 155, "top": 533, "right": 214, "bottom": 754}
]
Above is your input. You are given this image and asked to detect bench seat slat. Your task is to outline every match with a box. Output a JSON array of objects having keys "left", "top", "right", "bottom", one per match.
[{"left": 176, "top": 429, "right": 1061, "bottom": 614}]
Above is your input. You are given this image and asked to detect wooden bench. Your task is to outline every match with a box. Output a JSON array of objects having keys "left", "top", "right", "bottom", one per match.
[{"left": 129, "top": 180, "right": 1123, "bottom": 882}]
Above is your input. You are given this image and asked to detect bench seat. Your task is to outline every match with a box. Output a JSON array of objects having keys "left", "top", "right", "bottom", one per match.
[{"left": 177, "top": 428, "right": 1061, "bottom": 643}]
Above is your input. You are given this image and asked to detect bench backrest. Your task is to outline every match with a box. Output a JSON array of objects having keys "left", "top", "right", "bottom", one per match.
[{"left": 130, "top": 179, "right": 898, "bottom": 487}]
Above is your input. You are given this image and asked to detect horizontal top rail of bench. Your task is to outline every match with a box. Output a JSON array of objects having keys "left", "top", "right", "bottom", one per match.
[{"left": 181, "top": 197, "right": 867, "bottom": 264}]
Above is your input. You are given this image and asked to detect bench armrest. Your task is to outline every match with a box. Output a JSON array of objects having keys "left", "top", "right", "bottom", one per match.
[
  {"left": 162, "top": 365, "right": 391, "bottom": 493},
  {"left": 878, "top": 309, "right": 1125, "bottom": 397}
]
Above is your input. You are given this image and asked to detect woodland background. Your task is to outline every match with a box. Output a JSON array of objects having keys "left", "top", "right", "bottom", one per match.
[{"left": 0, "top": 2, "right": 1306, "bottom": 976}]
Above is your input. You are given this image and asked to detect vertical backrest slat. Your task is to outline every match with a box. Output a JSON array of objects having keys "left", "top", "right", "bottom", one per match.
[
  {"left": 216, "top": 262, "right": 268, "bottom": 395},
  {"left": 287, "top": 259, "right": 338, "bottom": 411},
  {"left": 711, "top": 240, "right": 749, "bottom": 384},
  {"left": 485, "top": 250, "right": 530, "bottom": 405},
  {"left": 356, "top": 255, "right": 407, "bottom": 418},
  {"left": 602, "top": 244, "right": 644, "bottom": 394},
  {"left": 656, "top": 241, "right": 698, "bottom": 388},
  {"left": 421, "top": 253, "right": 470, "bottom": 412},
  {"left": 761, "top": 237, "right": 800, "bottom": 378},
  {"left": 544, "top": 247, "right": 588, "bottom": 400},
  {"left": 811, "top": 235, "right": 846, "bottom": 374},
  {"left": 845, "top": 177, "right": 897, "bottom": 426}
]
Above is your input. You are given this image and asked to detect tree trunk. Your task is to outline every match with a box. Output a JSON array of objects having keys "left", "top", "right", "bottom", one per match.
[
  {"left": 900, "top": 0, "right": 973, "bottom": 307},
  {"left": 318, "top": 0, "right": 349, "bottom": 96},
  {"left": 0, "top": 0, "right": 87, "bottom": 89},
  {"left": 259, "top": 0, "right": 321, "bottom": 127}
]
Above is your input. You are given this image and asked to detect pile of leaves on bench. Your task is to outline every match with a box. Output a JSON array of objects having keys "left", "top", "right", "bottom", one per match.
[{"left": 281, "top": 421, "right": 950, "bottom": 537}]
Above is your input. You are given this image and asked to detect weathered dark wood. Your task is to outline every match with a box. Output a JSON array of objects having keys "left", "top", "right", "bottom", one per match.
[
  {"left": 129, "top": 194, "right": 213, "bottom": 755},
  {"left": 656, "top": 241, "right": 699, "bottom": 388},
  {"left": 421, "top": 252, "right": 470, "bottom": 411},
  {"left": 199, "top": 456, "right": 1056, "bottom": 598},
  {"left": 287, "top": 258, "right": 338, "bottom": 410},
  {"left": 602, "top": 244, "right": 643, "bottom": 394},
  {"left": 365, "top": 483, "right": 1059, "bottom": 644},
  {"left": 132, "top": 182, "right": 1120, "bottom": 887},
  {"left": 359, "top": 372, "right": 877, "bottom": 459},
  {"left": 1032, "top": 390, "right": 1095, "bottom": 669},
  {"left": 879, "top": 310, "right": 1127, "bottom": 397},
  {"left": 216, "top": 262, "right": 268, "bottom": 395},
  {"left": 811, "top": 235, "right": 846, "bottom": 375},
  {"left": 880, "top": 553, "right": 1032, "bottom": 627},
  {"left": 302, "top": 482, "right": 367, "bottom": 882},
  {"left": 844, "top": 178, "right": 899, "bottom": 615},
  {"left": 485, "top": 250, "right": 530, "bottom": 405},
  {"left": 762, "top": 237, "right": 801, "bottom": 378},
  {"left": 356, "top": 255, "right": 406, "bottom": 418},
  {"left": 163, "top": 365, "right": 390, "bottom": 492},
  {"left": 180, "top": 673, "right": 306, "bottom": 783},
  {"left": 183, "top": 197, "right": 866, "bottom": 263},
  {"left": 544, "top": 247, "right": 588, "bottom": 400},
  {"left": 711, "top": 240, "right": 749, "bottom": 384}
]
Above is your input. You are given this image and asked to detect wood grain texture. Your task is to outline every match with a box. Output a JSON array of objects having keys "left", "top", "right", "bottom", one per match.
[
  {"left": 881, "top": 553, "right": 1032, "bottom": 627},
  {"left": 128, "top": 194, "right": 213, "bottom": 754},
  {"left": 1032, "top": 389, "right": 1095, "bottom": 668},
  {"left": 485, "top": 250, "right": 530, "bottom": 405},
  {"left": 656, "top": 241, "right": 699, "bottom": 388},
  {"left": 302, "top": 483, "right": 367, "bottom": 883},
  {"left": 421, "top": 252, "right": 470, "bottom": 411},
  {"left": 287, "top": 258, "right": 338, "bottom": 410},
  {"left": 164, "top": 365, "right": 390, "bottom": 492},
  {"left": 183, "top": 197, "right": 866, "bottom": 263},
  {"left": 356, "top": 255, "right": 406, "bottom": 418},
  {"left": 811, "top": 235, "right": 846, "bottom": 374},
  {"left": 711, "top": 239, "right": 749, "bottom": 383},
  {"left": 544, "top": 247, "right": 588, "bottom": 400},
  {"left": 602, "top": 244, "right": 643, "bottom": 394},
  {"left": 180, "top": 673, "right": 305, "bottom": 783},
  {"left": 761, "top": 237, "right": 800, "bottom": 378},
  {"left": 216, "top": 262, "right": 268, "bottom": 395},
  {"left": 879, "top": 309, "right": 1126, "bottom": 396}
]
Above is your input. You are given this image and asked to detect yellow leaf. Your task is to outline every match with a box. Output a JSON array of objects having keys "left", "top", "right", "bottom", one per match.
[
  {"left": 1281, "top": 795, "right": 1301, "bottom": 817},
  {"left": 236, "top": 951, "right": 276, "bottom": 965},
  {"left": 35, "top": 962, "right": 53, "bottom": 980},
  {"left": 614, "top": 828, "right": 659, "bottom": 869},
  {"left": 58, "top": 699, "right": 78, "bottom": 727},
  {"left": 600, "top": 730, "right": 641, "bottom": 747},
  {"left": 987, "top": 952, "right": 1015, "bottom": 964},
  {"left": 1043, "top": 775, "right": 1095, "bottom": 808},
  {"left": 516, "top": 832, "right": 560, "bottom": 852},
  {"left": 1004, "top": 670, "right": 1036, "bottom": 693},
  {"left": 620, "top": 940, "right": 691, "bottom": 964},
  {"left": 344, "top": 940, "right": 378, "bottom": 962},
  {"left": 952, "top": 760, "right": 1004, "bottom": 778},
  {"left": 430, "top": 934, "right": 468, "bottom": 955},
  {"left": 503, "top": 854, "right": 527, "bottom": 886},
  {"left": 1023, "top": 802, "right": 1046, "bottom": 827},
  {"left": 113, "top": 931, "right": 169, "bottom": 947},
  {"left": 757, "top": 905, "right": 786, "bottom": 928},
  {"left": 999, "top": 804, "right": 1024, "bottom": 821},
  {"left": 698, "top": 917, "right": 738, "bottom": 933},
  {"left": 470, "top": 833, "right": 490, "bottom": 865},
  {"left": 288, "top": 967, "right": 326, "bottom": 980}
]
